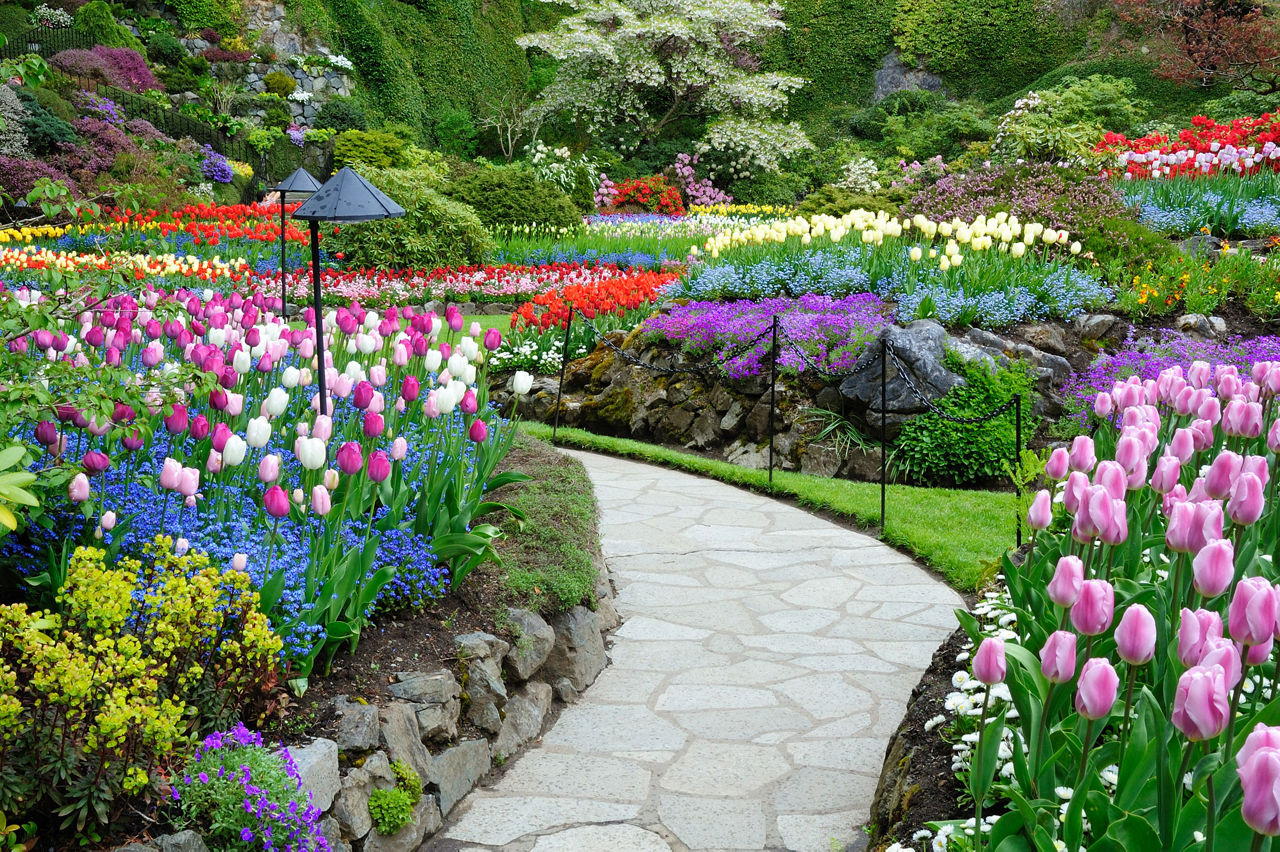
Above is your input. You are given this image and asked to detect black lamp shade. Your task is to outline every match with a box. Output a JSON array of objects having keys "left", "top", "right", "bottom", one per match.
[
  {"left": 291, "top": 167, "right": 406, "bottom": 222},
  {"left": 274, "top": 167, "right": 323, "bottom": 199}
]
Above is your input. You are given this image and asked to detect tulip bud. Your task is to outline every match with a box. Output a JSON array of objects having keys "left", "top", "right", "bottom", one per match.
[
  {"left": 1232, "top": 576, "right": 1278, "bottom": 647},
  {"left": 311, "top": 484, "right": 332, "bottom": 516},
  {"left": 1026, "top": 489, "right": 1052, "bottom": 530},
  {"left": 1228, "top": 473, "right": 1266, "bottom": 526},
  {"left": 972, "top": 637, "right": 1006, "bottom": 685},
  {"left": 258, "top": 453, "right": 281, "bottom": 483},
  {"left": 1201, "top": 636, "right": 1243, "bottom": 688},
  {"left": 1068, "top": 435, "right": 1097, "bottom": 473},
  {"left": 1074, "top": 658, "right": 1119, "bottom": 720},
  {"left": 337, "top": 441, "right": 363, "bottom": 475},
  {"left": 1048, "top": 555, "right": 1084, "bottom": 607},
  {"left": 178, "top": 467, "right": 200, "bottom": 497},
  {"left": 232, "top": 553, "right": 248, "bottom": 572},
  {"left": 367, "top": 450, "right": 391, "bottom": 483},
  {"left": 391, "top": 437, "right": 408, "bottom": 460},
  {"left": 512, "top": 370, "right": 534, "bottom": 396},
  {"left": 1172, "top": 664, "right": 1231, "bottom": 741},
  {"left": 263, "top": 485, "right": 290, "bottom": 518},
  {"left": 1193, "top": 539, "right": 1235, "bottom": 598},
  {"left": 323, "top": 468, "right": 340, "bottom": 491},
  {"left": 1040, "top": 630, "right": 1077, "bottom": 683},
  {"left": 1115, "top": 604, "right": 1157, "bottom": 665},
  {"left": 68, "top": 472, "right": 90, "bottom": 503},
  {"left": 1071, "top": 579, "right": 1115, "bottom": 636},
  {"left": 468, "top": 419, "right": 488, "bottom": 443}
]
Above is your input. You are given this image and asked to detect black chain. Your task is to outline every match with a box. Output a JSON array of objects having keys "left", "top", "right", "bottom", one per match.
[{"left": 883, "top": 340, "right": 1019, "bottom": 425}]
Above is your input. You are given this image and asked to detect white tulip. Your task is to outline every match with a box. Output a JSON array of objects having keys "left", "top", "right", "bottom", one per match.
[
  {"left": 909, "top": 246, "right": 923, "bottom": 262},
  {"left": 1070, "top": 241, "right": 1082, "bottom": 255},
  {"left": 246, "top": 416, "right": 272, "bottom": 448},
  {"left": 1011, "top": 242, "right": 1027, "bottom": 258},
  {"left": 282, "top": 366, "right": 300, "bottom": 388},
  {"left": 513, "top": 371, "right": 534, "bottom": 395},
  {"left": 425, "top": 350, "right": 443, "bottom": 372},
  {"left": 233, "top": 349, "right": 251, "bottom": 374},
  {"left": 463, "top": 365, "right": 477, "bottom": 386},
  {"left": 265, "top": 387, "right": 290, "bottom": 417},
  {"left": 296, "top": 436, "right": 326, "bottom": 470},
  {"left": 447, "top": 353, "right": 468, "bottom": 377},
  {"left": 222, "top": 435, "right": 247, "bottom": 467}
]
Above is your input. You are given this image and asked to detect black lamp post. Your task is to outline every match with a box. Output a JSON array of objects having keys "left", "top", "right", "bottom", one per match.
[
  {"left": 291, "top": 167, "right": 405, "bottom": 415},
  {"left": 272, "top": 168, "right": 322, "bottom": 315}
]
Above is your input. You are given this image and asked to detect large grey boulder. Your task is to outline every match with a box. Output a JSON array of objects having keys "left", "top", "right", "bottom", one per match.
[
  {"left": 456, "top": 633, "right": 510, "bottom": 734},
  {"left": 378, "top": 703, "right": 431, "bottom": 781},
  {"left": 873, "top": 50, "right": 945, "bottom": 102},
  {"left": 493, "top": 682, "right": 554, "bottom": 759},
  {"left": 156, "top": 833, "right": 206, "bottom": 852},
  {"left": 543, "top": 606, "right": 607, "bottom": 691},
  {"left": 839, "top": 321, "right": 964, "bottom": 438},
  {"left": 425, "top": 739, "right": 490, "bottom": 816},
  {"left": 288, "top": 737, "right": 340, "bottom": 811},
  {"left": 505, "top": 608, "right": 556, "bottom": 681},
  {"left": 333, "top": 696, "right": 380, "bottom": 752},
  {"left": 388, "top": 670, "right": 459, "bottom": 705}
]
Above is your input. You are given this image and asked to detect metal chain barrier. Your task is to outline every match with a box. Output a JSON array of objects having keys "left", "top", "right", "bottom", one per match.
[
  {"left": 882, "top": 340, "right": 1020, "bottom": 425},
  {"left": 571, "top": 308, "right": 710, "bottom": 377}
]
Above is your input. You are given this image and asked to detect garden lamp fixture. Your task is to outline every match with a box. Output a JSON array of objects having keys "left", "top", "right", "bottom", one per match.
[
  {"left": 272, "top": 167, "right": 322, "bottom": 314},
  {"left": 291, "top": 167, "right": 405, "bottom": 415}
]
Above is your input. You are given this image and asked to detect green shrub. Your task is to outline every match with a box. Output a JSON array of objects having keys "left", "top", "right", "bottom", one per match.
[
  {"left": 891, "top": 356, "right": 1038, "bottom": 486},
  {"left": 257, "top": 132, "right": 303, "bottom": 183},
  {"left": 430, "top": 106, "right": 477, "bottom": 158},
  {"left": 332, "top": 129, "right": 409, "bottom": 170},
  {"left": 761, "top": 0, "right": 894, "bottom": 112},
  {"left": 728, "top": 170, "right": 807, "bottom": 207},
  {"left": 992, "top": 75, "right": 1150, "bottom": 163},
  {"left": 27, "top": 85, "right": 75, "bottom": 124},
  {"left": 0, "top": 540, "right": 281, "bottom": 832},
  {"left": 389, "top": 759, "right": 421, "bottom": 802},
  {"left": 1079, "top": 215, "right": 1176, "bottom": 271},
  {"left": 167, "top": 0, "right": 242, "bottom": 37},
  {"left": 444, "top": 165, "right": 580, "bottom": 230},
  {"left": 263, "top": 70, "right": 296, "bottom": 98},
  {"left": 145, "top": 31, "right": 187, "bottom": 67},
  {"left": 880, "top": 100, "right": 994, "bottom": 162},
  {"left": 328, "top": 164, "right": 494, "bottom": 270},
  {"left": 570, "top": 163, "right": 594, "bottom": 212},
  {"left": 797, "top": 184, "right": 909, "bottom": 217},
  {"left": 1199, "top": 89, "right": 1280, "bottom": 123},
  {"left": 368, "top": 788, "right": 414, "bottom": 835},
  {"left": 315, "top": 96, "right": 368, "bottom": 133},
  {"left": 260, "top": 96, "right": 293, "bottom": 131},
  {"left": 15, "top": 88, "right": 77, "bottom": 155},
  {"left": 73, "top": 1, "right": 145, "bottom": 52},
  {"left": 0, "top": 5, "right": 29, "bottom": 43}
]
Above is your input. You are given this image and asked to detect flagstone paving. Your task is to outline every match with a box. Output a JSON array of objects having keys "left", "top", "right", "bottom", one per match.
[{"left": 432, "top": 450, "right": 964, "bottom": 851}]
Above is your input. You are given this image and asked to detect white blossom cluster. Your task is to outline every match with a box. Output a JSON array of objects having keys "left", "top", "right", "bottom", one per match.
[
  {"left": 833, "top": 156, "right": 881, "bottom": 193},
  {"left": 699, "top": 117, "right": 814, "bottom": 178},
  {"left": 30, "top": 3, "right": 74, "bottom": 28},
  {"left": 528, "top": 141, "right": 600, "bottom": 195}
]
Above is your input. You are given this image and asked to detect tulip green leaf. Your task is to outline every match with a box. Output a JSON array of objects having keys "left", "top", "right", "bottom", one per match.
[{"left": 972, "top": 705, "right": 1007, "bottom": 803}]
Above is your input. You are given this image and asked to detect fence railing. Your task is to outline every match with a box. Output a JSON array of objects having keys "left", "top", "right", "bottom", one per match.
[
  {"left": 0, "top": 25, "right": 93, "bottom": 60},
  {"left": 551, "top": 309, "right": 1027, "bottom": 547}
]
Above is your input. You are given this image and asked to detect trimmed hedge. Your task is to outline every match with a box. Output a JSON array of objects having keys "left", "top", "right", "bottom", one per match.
[
  {"left": 443, "top": 165, "right": 580, "bottom": 229},
  {"left": 762, "top": 0, "right": 894, "bottom": 113}
]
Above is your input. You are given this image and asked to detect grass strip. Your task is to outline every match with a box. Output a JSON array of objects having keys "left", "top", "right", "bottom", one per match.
[{"left": 518, "top": 422, "right": 1014, "bottom": 592}]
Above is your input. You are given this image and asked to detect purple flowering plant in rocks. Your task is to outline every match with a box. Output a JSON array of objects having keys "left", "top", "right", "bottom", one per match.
[
  {"left": 200, "top": 144, "right": 234, "bottom": 184},
  {"left": 171, "top": 722, "right": 329, "bottom": 851},
  {"left": 643, "top": 293, "right": 890, "bottom": 378}
]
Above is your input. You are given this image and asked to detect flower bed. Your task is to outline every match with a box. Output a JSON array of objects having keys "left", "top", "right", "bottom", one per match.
[
  {"left": 642, "top": 293, "right": 890, "bottom": 378},
  {"left": 1122, "top": 173, "right": 1280, "bottom": 237},
  {"left": 1097, "top": 114, "right": 1280, "bottom": 179},
  {"left": 919, "top": 356, "right": 1280, "bottom": 850}
]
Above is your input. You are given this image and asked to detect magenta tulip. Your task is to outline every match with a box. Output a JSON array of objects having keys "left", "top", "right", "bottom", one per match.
[
  {"left": 1115, "top": 604, "right": 1157, "bottom": 665},
  {"left": 82, "top": 451, "right": 110, "bottom": 475},
  {"left": 353, "top": 380, "right": 375, "bottom": 410},
  {"left": 34, "top": 420, "right": 57, "bottom": 447},
  {"left": 973, "top": 637, "right": 1006, "bottom": 685},
  {"left": 1048, "top": 555, "right": 1084, "bottom": 607},
  {"left": 263, "top": 485, "right": 290, "bottom": 518},
  {"left": 1068, "top": 435, "right": 1097, "bottom": 473},
  {"left": 336, "top": 441, "right": 363, "bottom": 476},
  {"left": 401, "top": 375, "right": 420, "bottom": 403},
  {"left": 1232, "top": 576, "right": 1279, "bottom": 647},
  {"left": 1027, "top": 490, "right": 1052, "bottom": 530},
  {"left": 1074, "top": 658, "right": 1119, "bottom": 720},
  {"left": 211, "top": 422, "right": 231, "bottom": 453},
  {"left": 122, "top": 430, "right": 144, "bottom": 452},
  {"left": 363, "top": 411, "right": 385, "bottom": 438},
  {"left": 366, "top": 450, "right": 391, "bottom": 483},
  {"left": 67, "top": 472, "right": 90, "bottom": 503},
  {"left": 469, "top": 419, "right": 488, "bottom": 442},
  {"left": 1071, "top": 579, "right": 1115, "bottom": 636},
  {"left": 1045, "top": 447, "right": 1070, "bottom": 480},
  {"left": 163, "top": 404, "right": 189, "bottom": 434},
  {"left": 1193, "top": 539, "right": 1235, "bottom": 598},
  {"left": 1228, "top": 473, "right": 1266, "bottom": 526},
  {"left": 1040, "top": 630, "right": 1077, "bottom": 683},
  {"left": 460, "top": 389, "right": 479, "bottom": 415},
  {"left": 190, "top": 414, "right": 210, "bottom": 441},
  {"left": 1172, "top": 664, "right": 1231, "bottom": 741},
  {"left": 483, "top": 327, "right": 502, "bottom": 350}
]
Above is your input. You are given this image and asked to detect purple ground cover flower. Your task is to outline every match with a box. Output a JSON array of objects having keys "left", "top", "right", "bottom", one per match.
[
  {"left": 1063, "top": 330, "right": 1280, "bottom": 425},
  {"left": 644, "top": 293, "right": 890, "bottom": 378}
]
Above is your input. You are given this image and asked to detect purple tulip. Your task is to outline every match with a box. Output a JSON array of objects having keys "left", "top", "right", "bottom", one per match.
[
  {"left": 82, "top": 451, "right": 110, "bottom": 475},
  {"left": 1172, "top": 664, "right": 1231, "bottom": 741},
  {"left": 1115, "top": 604, "right": 1157, "bottom": 665},
  {"left": 122, "top": 429, "right": 144, "bottom": 451},
  {"left": 366, "top": 450, "right": 391, "bottom": 483},
  {"left": 34, "top": 420, "right": 58, "bottom": 446},
  {"left": 1071, "top": 579, "right": 1115, "bottom": 636},
  {"left": 1040, "top": 630, "right": 1077, "bottom": 683},
  {"left": 1074, "top": 658, "right": 1119, "bottom": 720}
]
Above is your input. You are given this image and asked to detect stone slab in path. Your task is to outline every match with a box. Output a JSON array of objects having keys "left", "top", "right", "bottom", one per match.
[{"left": 430, "top": 450, "right": 963, "bottom": 851}]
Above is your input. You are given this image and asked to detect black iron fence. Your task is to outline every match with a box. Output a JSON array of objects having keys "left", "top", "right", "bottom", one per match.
[{"left": 0, "top": 25, "right": 93, "bottom": 60}]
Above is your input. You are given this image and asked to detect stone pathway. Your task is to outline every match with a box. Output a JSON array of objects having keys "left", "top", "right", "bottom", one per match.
[{"left": 432, "top": 450, "right": 964, "bottom": 851}]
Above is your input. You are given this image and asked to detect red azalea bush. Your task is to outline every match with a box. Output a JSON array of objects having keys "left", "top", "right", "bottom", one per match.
[
  {"left": 1096, "top": 114, "right": 1280, "bottom": 178},
  {"left": 611, "top": 175, "right": 686, "bottom": 217}
]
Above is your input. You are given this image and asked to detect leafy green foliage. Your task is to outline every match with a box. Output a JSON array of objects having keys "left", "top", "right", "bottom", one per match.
[
  {"left": 26, "top": 86, "right": 74, "bottom": 124},
  {"left": 797, "top": 184, "right": 907, "bottom": 217},
  {"left": 332, "top": 129, "right": 409, "bottom": 170},
  {"left": 761, "top": 0, "right": 894, "bottom": 112},
  {"left": 263, "top": 70, "right": 296, "bottom": 98},
  {"left": 430, "top": 106, "right": 477, "bottom": 158},
  {"left": 444, "top": 165, "right": 579, "bottom": 230},
  {"left": 728, "top": 170, "right": 807, "bottom": 207},
  {"left": 389, "top": 760, "right": 421, "bottom": 801},
  {"left": 368, "top": 788, "right": 414, "bottom": 835},
  {"left": 0, "top": 6, "right": 29, "bottom": 44},
  {"left": 993, "top": 75, "right": 1149, "bottom": 164},
  {"left": 327, "top": 164, "right": 494, "bottom": 269},
  {"left": 315, "top": 96, "right": 368, "bottom": 133},
  {"left": 72, "top": 1, "right": 144, "bottom": 53},
  {"left": 892, "top": 0, "right": 1082, "bottom": 99},
  {"left": 880, "top": 100, "right": 994, "bottom": 162},
  {"left": 14, "top": 88, "right": 76, "bottom": 155},
  {"left": 166, "top": 0, "right": 242, "bottom": 37},
  {"left": 892, "top": 356, "right": 1038, "bottom": 487},
  {"left": 144, "top": 31, "right": 186, "bottom": 67},
  {"left": 174, "top": 741, "right": 308, "bottom": 846}
]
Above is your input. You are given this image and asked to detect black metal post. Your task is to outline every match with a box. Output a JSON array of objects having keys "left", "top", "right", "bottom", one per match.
[
  {"left": 768, "top": 315, "right": 778, "bottom": 490},
  {"left": 552, "top": 310, "right": 573, "bottom": 443},
  {"left": 880, "top": 337, "right": 887, "bottom": 533},
  {"left": 1015, "top": 392, "right": 1023, "bottom": 547},
  {"left": 310, "top": 220, "right": 327, "bottom": 416},
  {"left": 280, "top": 198, "right": 288, "bottom": 314}
]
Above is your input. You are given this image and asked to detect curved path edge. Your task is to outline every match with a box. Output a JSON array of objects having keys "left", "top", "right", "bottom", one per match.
[{"left": 431, "top": 449, "right": 965, "bottom": 851}]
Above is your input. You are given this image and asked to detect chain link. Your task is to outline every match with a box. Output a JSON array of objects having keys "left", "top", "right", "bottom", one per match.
[{"left": 882, "top": 340, "right": 1019, "bottom": 425}]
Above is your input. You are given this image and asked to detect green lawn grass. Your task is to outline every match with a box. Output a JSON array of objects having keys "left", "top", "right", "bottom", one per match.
[
  {"left": 461, "top": 315, "right": 513, "bottom": 335},
  {"left": 519, "top": 423, "right": 1014, "bottom": 592}
]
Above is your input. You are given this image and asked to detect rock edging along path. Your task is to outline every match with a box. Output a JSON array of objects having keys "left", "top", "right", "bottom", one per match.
[{"left": 431, "top": 450, "right": 964, "bottom": 851}]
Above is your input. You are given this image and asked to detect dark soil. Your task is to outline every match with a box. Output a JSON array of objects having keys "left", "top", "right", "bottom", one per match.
[{"left": 870, "top": 628, "right": 970, "bottom": 850}]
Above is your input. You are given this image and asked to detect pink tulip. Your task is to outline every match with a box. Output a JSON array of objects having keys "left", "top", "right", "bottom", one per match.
[
  {"left": 310, "top": 484, "right": 331, "bottom": 516},
  {"left": 1027, "top": 490, "right": 1052, "bottom": 530},
  {"left": 1240, "top": 746, "right": 1280, "bottom": 836},
  {"left": 446, "top": 305, "right": 463, "bottom": 332},
  {"left": 460, "top": 389, "right": 478, "bottom": 415},
  {"left": 333, "top": 374, "right": 354, "bottom": 399},
  {"left": 1172, "top": 664, "right": 1231, "bottom": 741},
  {"left": 1247, "top": 638, "right": 1275, "bottom": 666},
  {"left": 159, "top": 457, "right": 182, "bottom": 490},
  {"left": 1244, "top": 455, "right": 1270, "bottom": 489},
  {"left": 1239, "top": 724, "right": 1280, "bottom": 771},
  {"left": 1189, "top": 360, "right": 1211, "bottom": 388},
  {"left": 422, "top": 393, "right": 440, "bottom": 419},
  {"left": 68, "top": 472, "right": 90, "bottom": 503},
  {"left": 363, "top": 412, "right": 385, "bottom": 438},
  {"left": 1206, "top": 451, "right": 1243, "bottom": 500},
  {"left": 368, "top": 390, "right": 385, "bottom": 414},
  {"left": 483, "top": 327, "right": 502, "bottom": 351},
  {"left": 1093, "top": 392, "right": 1113, "bottom": 418},
  {"left": 1201, "top": 637, "right": 1243, "bottom": 688},
  {"left": 164, "top": 404, "right": 189, "bottom": 434},
  {"left": 1045, "top": 447, "right": 1070, "bottom": 480},
  {"left": 353, "top": 381, "right": 375, "bottom": 410},
  {"left": 1151, "top": 454, "right": 1182, "bottom": 494},
  {"left": 1193, "top": 539, "right": 1235, "bottom": 598},
  {"left": 1115, "top": 604, "right": 1157, "bottom": 665},
  {"left": 324, "top": 469, "right": 340, "bottom": 491},
  {"left": 312, "top": 414, "right": 333, "bottom": 442},
  {"left": 336, "top": 441, "right": 363, "bottom": 476},
  {"left": 1269, "top": 419, "right": 1280, "bottom": 454},
  {"left": 1048, "top": 555, "right": 1084, "bottom": 607},
  {"left": 1170, "top": 427, "right": 1196, "bottom": 463},
  {"left": 1115, "top": 435, "right": 1146, "bottom": 474},
  {"left": 1179, "top": 608, "right": 1223, "bottom": 666},
  {"left": 469, "top": 321, "right": 482, "bottom": 338},
  {"left": 973, "top": 637, "right": 1006, "bottom": 685},
  {"left": 177, "top": 467, "right": 200, "bottom": 498},
  {"left": 1040, "top": 630, "right": 1077, "bottom": 683},
  {"left": 1074, "top": 658, "right": 1119, "bottom": 720},
  {"left": 1071, "top": 579, "right": 1115, "bottom": 636},
  {"left": 369, "top": 364, "right": 387, "bottom": 387},
  {"left": 1068, "top": 435, "right": 1097, "bottom": 473},
  {"left": 401, "top": 375, "right": 420, "bottom": 403},
  {"left": 1232, "top": 576, "right": 1279, "bottom": 646},
  {"left": 367, "top": 450, "right": 391, "bottom": 483},
  {"left": 468, "top": 419, "right": 488, "bottom": 443},
  {"left": 1166, "top": 500, "right": 1201, "bottom": 553},
  {"left": 1063, "top": 471, "right": 1089, "bottom": 515},
  {"left": 263, "top": 485, "right": 290, "bottom": 518},
  {"left": 1199, "top": 395, "right": 1222, "bottom": 425},
  {"left": 206, "top": 450, "right": 223, "bottom": 474},
  {"left": 82, "top": 451, "right": 110, "bottom": 474},
  {"left": 258, "top": 454, "right": 281, "bottom": 483},
  {"left": 391, "top": 437, "right": 408, "bottom": 461},
  {"left": 1191, "top": 418, "right": 1216, "bottom": 451},
  {"left": 1229, "top": 473, "right": 1266, "bottom": 526},
  {"left": 1095, "top": 461, "right": 1127, "bottom": 500},
  {"left": 1099, "top": 498, "right": 1129, "bottom": 546}
]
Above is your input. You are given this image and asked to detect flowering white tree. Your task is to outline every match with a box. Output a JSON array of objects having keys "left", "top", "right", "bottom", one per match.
[{"left": 518, "top": 0, "right": 813, "bottom": 174}]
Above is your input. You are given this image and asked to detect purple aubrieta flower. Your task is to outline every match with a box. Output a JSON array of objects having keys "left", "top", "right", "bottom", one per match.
[{"left": 241, "top": 828, "right": 254, "bottom": 841}]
